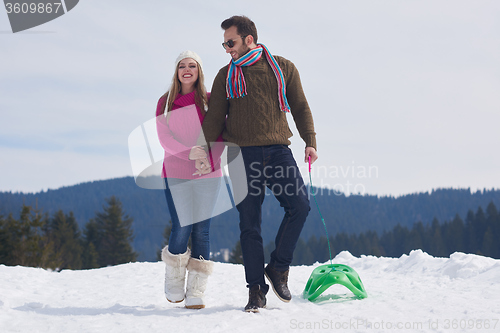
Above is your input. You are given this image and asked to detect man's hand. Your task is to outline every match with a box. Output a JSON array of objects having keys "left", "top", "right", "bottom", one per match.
[
  {"left": 189, "top": 146, "right": 207, "bottom": 160},
  {"left": 304, "top": 147, "right": 318, "bottom": 164},
  {"left": 193, "top": 158, "right": 212, "bottom": 176}
]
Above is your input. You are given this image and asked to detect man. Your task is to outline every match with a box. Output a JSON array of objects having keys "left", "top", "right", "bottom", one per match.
[{"left": 194, "top": 15, "right": 318, "bottom": 312}]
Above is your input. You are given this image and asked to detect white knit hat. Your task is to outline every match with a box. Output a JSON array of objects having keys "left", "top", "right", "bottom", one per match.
[{"left": 175, "top": 50, "right": 203, "bottom": 70}]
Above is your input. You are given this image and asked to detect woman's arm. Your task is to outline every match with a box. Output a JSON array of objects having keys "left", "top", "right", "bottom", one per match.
[{"left": 155, "top": 96, "right": 192, "bottom": 160}]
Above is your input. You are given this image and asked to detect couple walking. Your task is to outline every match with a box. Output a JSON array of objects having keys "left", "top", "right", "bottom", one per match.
[{"left": 156, "top": 15, "right": 318, "bottom": 312}]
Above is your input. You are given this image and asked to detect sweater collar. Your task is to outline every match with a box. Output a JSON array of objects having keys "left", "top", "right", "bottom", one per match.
[{"left": 173, "top": 90, "right": 196, "bottom": 107}]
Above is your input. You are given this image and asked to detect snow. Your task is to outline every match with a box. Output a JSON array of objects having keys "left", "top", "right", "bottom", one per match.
[{"left": 1, "top": 250, "right": 499, "bottom": 333}]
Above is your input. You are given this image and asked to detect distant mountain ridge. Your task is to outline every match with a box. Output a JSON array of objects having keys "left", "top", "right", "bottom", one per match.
[{"left": 1, "top": 177, "right": 499, "bottom": 261}]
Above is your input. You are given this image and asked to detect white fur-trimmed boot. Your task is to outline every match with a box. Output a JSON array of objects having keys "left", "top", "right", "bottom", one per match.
[
  {"left": 161, "top": 246, "right": 191, "bottom": 303},
  {"left": 185, "top": 257, "right": 214, "bottom": 309}
]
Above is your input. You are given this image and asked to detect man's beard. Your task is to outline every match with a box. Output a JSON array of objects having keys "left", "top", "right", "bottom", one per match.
[{"left": 236, "top": 44, "right": 251, "bottom": 60}]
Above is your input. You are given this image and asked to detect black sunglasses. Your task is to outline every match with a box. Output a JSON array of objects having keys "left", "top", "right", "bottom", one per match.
[{"left": 222, "top": 35, "right": 248, "bottom": 50}]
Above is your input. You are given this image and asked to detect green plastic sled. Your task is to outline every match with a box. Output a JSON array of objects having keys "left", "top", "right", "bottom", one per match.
[{"left": 303, "top": 264, "right": 368, "bottom": 301}]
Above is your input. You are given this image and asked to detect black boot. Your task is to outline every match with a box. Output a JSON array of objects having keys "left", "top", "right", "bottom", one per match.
[
  {"left": 245, "top": 285, "right": 266, "bottom": 312},
  {"left": 265, "top": 265, "right": 291, "bottom": 302}
]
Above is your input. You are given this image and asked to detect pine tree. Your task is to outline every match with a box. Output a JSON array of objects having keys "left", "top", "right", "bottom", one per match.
[
  {"left": 481, "top": 226, "right": 495, "bottom": 257},
  {"left": 46, "top": 210, "right": 83, "bottom": 270},
  {"left": 13, "top": 205, "right": 54, "bottom": 268},
  {"left": 64, "top": 212, "right": 84, "bottom": 268},
  {"left": 443, "top": 214, "right": 465, "bottom": 254},
  {"left": 412, "top": 221, "right": 426, "bottom": 251},
  {"left": 82, "top": 219, "right": 100, "bottom": 269},
  {"left": 474, "top": 207, "right": 488, "bottom": 255},
  {"left": 464, "top": 209, "right": 477, "bottom": 253},
  {"left": 379, "top": 230, "right": 396, "bottom": 257},
  {"left": 92, "top": 196, "right": 137, "bottom": 267},
  {"left": 391, "top": 224, "right": 410, "bottom": 256},
  {"left": 0, "top": 214, "right": 5, "bottom": 262},
  {"left": 429, "top": 218, "right": 446, "bottom": 257},
  {"left": 367, "top": 230, "right": 384, "bottom": 257},
  {"left": 306, "top": 235, "right": 331, "bottom": 263},
  {"left": 486, "top": 202, "right": 498, "bottom": 221},
  {"left": 333, "top": 232, "right": 351, "bottom": 256},
  {"left": 0, "top": 213, "right": 21, "bottom": 265},
  {"left": 485, "top": 202, "right": 500, "bottom": 258},
  {"left": 353, "top": 233, "right": 366, "bottom": 257}
]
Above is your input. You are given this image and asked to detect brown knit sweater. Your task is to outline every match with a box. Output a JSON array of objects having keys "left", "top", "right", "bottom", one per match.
[{"left": 200, "top": 55, "right": 316, "bottom": 150}]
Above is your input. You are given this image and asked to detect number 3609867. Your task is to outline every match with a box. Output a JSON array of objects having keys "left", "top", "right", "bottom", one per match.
[{"left": 5, "top": 2, "right": 63, "bottom": 14}]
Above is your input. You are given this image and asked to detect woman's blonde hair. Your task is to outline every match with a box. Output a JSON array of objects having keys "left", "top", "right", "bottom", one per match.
[{"left": 159, "top": 60, "right": 208, "bottom": 115}]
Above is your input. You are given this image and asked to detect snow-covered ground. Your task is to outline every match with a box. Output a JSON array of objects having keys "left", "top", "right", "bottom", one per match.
[{"left": 1, "top": 250, "right": 499, "bottom": 333}]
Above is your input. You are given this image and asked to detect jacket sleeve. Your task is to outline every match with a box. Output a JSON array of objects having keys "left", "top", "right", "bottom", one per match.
[
  {"left": 281, "top": 58, "right": 317, "bottom": 150},
  {"left": 206, "top": 135, "right": 225, "bottom": 172},
  {"left": 197, "top": 68, "right": 229, "bottom": 148}
]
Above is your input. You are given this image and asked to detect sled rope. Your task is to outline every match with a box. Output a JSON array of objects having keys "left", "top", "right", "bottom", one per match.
[{"left": 308, "top": 156, "right": 333, "bottom": 266}]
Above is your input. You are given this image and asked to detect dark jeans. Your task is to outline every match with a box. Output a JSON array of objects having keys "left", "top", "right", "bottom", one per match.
[{"left": 228, "top": 145, "right": 310, "bottom": 293}]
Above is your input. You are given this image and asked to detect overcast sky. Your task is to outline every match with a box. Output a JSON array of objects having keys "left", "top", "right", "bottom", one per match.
[{"left": 0, "top": 0, "right": 499, "bottom": 196}]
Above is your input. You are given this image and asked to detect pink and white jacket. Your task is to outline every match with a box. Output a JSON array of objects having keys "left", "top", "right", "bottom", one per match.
[{"left": 156, "top": 91, "right": 224, "bottom": 179}]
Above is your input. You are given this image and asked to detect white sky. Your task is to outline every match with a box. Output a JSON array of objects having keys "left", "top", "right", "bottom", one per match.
[{"left": 0, "top": 0, "right": 499, "bottom": 196}]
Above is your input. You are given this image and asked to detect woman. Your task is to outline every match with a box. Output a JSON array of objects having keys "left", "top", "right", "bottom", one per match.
[{"left": 156, "top": 51, "right": 224, "bottom": 309}]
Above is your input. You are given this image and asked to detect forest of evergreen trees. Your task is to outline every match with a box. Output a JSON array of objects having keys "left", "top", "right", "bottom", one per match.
[
  {"left": 0, "top": 196, "right": 137, "bottom": 270},
  {"left": 2, "top": 177, "right": 500, "bottom": 264},
  {"left": 287, "top": 202, "right": 500, "bottom": 265},
  {"left": 2, "top": 197, "right": 499, "bottom": 270},
  {"left": 2, "top": 177, "right": 500, "bottom": 261}
]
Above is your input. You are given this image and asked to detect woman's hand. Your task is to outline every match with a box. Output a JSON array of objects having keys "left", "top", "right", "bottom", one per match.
[
  {"left": 189, "top": 146, "right": 207, "bottom": 160},
  {"left": 193, "top": 158, "right": 212, "bottom": 176}
]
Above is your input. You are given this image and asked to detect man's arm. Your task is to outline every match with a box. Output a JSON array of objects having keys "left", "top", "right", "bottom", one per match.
[
  {"left": 283, "top": 59, "right": 316, "bottom": 150},
  {"left": 281, "top": 58, "right": 318, "bottom": 162},
  {"left": 196, "top": 68, "right": 229, "bottom": 148}
]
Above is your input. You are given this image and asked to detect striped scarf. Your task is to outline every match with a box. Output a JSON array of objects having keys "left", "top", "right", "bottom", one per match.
[{"left": 226, "top": 44, "right": 291, "bottom": 113}]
